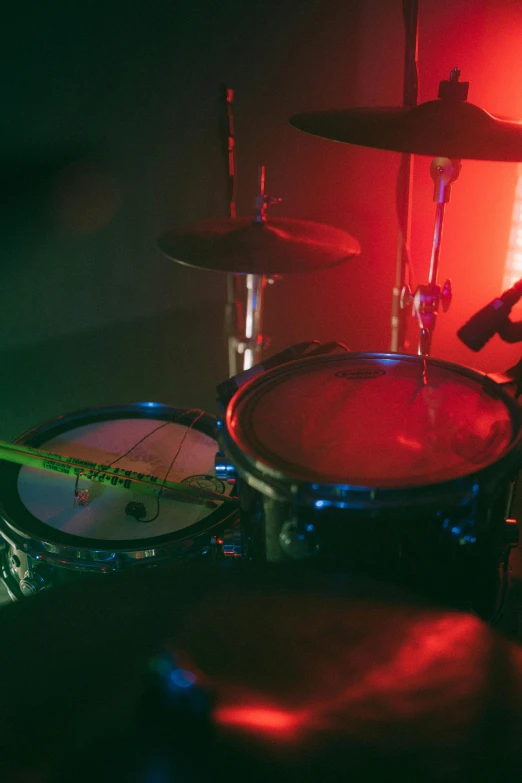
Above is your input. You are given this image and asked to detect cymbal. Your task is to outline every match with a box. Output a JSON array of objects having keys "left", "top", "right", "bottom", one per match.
[
  {"left": 290, "top": 99, "right": 522, "bottom": 161},
  {"left": 1, "top": 561, "right": 522, "bottom": 781},
  {"left": 158, "top": 217, "right": 360, "bottom": 275}
]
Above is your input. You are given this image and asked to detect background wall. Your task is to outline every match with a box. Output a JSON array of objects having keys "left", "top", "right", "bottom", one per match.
[{"left": 2, "top": 0, "right": 522, "bottom": 440}]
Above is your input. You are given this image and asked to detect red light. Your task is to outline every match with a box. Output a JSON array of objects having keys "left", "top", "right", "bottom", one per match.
[
  {"left": 503, "top": 163, "right": 522, "bottom": 292},
  {"left": 215, "top": 705, "right": 303, "bottom": 736}
]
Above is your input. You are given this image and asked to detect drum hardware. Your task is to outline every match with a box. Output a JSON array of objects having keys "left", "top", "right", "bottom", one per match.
[
  {"left": 289, "top": 70, "right": 522, "bottom": 160},
  {"left": 215, "top": 339, "right": 354, "bottom": 484},
  {"left": 0, "top": 403, "right": 240, "bottom": 599},
  {"left": 158, "top": 172, "right": 360, "bottom": 376},
  {"left": 458, "top": 277, "right": 522, "bottom": 351},
  {"left": 0, "top": 435, "right": 236, "bottom": 508},
  {"left": 216, "top": 87, "right": 360, "bottom": 376},
  {"left": 399, "top": 153, "right": 458, "bottom": 355},
  {"left": 215, "top": 339, "right": 346, "bottom": 409},
  {"left": 391, "top": 0, "right": 419, "bottom": 353},
  {"left": 231, "top": 164, "right": 282, "bottom": 371},
  {"left": 220, "top": 84, "right": 241, "bottom": 377},
  {"left": 158, "top": 192, "right": 360, "bottom": 276},
  {"left": 210, "top": 527, "right": 244, "bottom": 559},
  {"left": 504, "top": 517, "right": 520, "bottom": 548},
  {"left": 290, "top": 67, "right": 522, "bottom": 355},
  {"left": 218, "top": 351, "right": 522, "bottom": 618},
  {"left": 214, "top": 451, "right": 236, "bottom": 483}
]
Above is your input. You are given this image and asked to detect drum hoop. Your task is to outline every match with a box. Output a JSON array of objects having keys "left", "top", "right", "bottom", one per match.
[
  {"left": 0, "top": 402, "right": 236, "bottom": 557},
  {"left": 222, "top": 352, "right": 522, "bottom": 505}
]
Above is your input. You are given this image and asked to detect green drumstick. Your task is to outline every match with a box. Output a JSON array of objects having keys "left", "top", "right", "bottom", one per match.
[{"left": 0, "top": 439, "right": 236, "bottom": 506}]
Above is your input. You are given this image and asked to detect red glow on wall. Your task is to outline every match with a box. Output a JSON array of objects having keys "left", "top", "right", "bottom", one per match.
[{"left": 503, "top": 164, "right": 522, "bottom": 291}]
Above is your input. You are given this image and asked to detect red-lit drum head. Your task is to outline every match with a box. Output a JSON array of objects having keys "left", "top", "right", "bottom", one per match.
[{"left": 228, "top": 355, "right": 516, "bottom": 488}]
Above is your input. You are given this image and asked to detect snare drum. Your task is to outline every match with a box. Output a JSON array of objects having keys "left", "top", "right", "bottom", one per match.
[
  {"left": 0, "top": 403, "right": 237, "bottom": 599},
  {"left": 220, "top": 352, "right": 522, "bottom": 617}
]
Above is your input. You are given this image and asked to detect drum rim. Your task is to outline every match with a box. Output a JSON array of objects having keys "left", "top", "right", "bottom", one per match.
[
  {"left": 0, "top": 402, "right": 235, "bottom": 554},
  {"left": 221, "top": 352, "right": 522, "bottom": 503}
]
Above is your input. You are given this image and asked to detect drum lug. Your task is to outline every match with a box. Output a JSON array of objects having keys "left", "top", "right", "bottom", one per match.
[
  {"left": 214, "top": 452, "right": 236, "bottom": 483},
  {"left": 504, "top": 518, "right": 519, "bottom": 548},
  {"left": 6, "top": 546, "right": 48, "bottom": 597},
  {"left": 210, "top": 528, "right": 243, "bottom": 559},
  {"left": 279, "top": 519, "right": 317, "bottom": 560},
  {"left": 19, "top": 571, "right": 47, "bottom": 597}
]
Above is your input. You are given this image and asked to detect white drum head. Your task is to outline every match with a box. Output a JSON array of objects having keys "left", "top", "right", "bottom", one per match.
[{"left": 15, "top": 413, "right": 232, "bottom": 542}]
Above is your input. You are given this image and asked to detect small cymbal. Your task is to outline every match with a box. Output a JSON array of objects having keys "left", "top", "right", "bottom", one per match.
[
  {"left": 158, "top": 217, "right": 360, "bottom": 275},
  {"left": 290, "top": 100, "right": 522, "bottom": 161}
]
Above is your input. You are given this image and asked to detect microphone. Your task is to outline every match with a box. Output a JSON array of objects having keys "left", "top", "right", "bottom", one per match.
[{"left": 457, "top": 279, "right": 522, "bottom": 351}]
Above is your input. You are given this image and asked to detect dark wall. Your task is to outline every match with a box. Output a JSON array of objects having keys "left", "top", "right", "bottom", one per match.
[{"left": 2, "top": 0, "right": 522, "bottom": 440}]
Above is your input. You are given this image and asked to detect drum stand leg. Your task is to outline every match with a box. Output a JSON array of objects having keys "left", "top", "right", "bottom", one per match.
[
  {"left": 225, "top": 273, "right": 241, "bottom": 378},
  {"left": 243, "top": 274, "right": 266, "bottom": 370},
  {"left": 225, "top": 274, "right": 268, "bottom": 376},
  {"left": 225, "top": 165, "right": 279, "bottom": 376}
]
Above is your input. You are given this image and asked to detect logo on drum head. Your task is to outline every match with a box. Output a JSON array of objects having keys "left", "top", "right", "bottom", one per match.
[
  {"left": 335, "top": 369, "right": 386, "bottom": 380},
  {"left": 181, "top": 475, "right": 226, "bottom": 494}
]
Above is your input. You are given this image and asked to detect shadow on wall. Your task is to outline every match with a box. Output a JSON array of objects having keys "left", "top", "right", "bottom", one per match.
[{"left": 0, "top": 299, "right": 228, "bottom": 441}]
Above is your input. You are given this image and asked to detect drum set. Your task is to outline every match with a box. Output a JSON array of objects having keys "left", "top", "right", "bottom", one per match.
[
  {"left": 3, "top": 64, "right": 522, "bottom": 781},
  {"left": 1, "top": 69, "right": 522, "bottom": 621}
]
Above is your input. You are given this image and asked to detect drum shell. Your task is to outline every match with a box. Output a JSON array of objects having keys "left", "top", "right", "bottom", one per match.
[
  {"left": 0, "top": 403, "right": 238, "bottom": 598},
  {"left": 221, "top": 353, "right": 522, "bottom": 614}
]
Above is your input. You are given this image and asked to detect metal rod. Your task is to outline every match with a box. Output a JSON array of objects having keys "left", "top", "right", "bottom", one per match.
[
  {"left": 428, "top": 201, "right": 445, "bottom": 285},
  {"left": 390, "top": 0, "right": 419, "bottom": 352},
  {"left": 221, "top": 85, "right": 242, "bottom": 378},
  {"left": 243, "top": 273, "right": 265, "bottom": 370},
  {"left": 226, "top": 273, "right": 239, "bottom": 377}
]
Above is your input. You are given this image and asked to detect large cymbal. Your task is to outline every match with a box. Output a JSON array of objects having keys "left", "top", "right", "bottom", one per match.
[
  {"left": 290, "top": 99, "right": 522, "bottom": 161},
  {"left": 158, "top": 216, "right": 360, "bottom": 275},
  {"left": 1, "top": 561, "right": 522, "bottom": 781}
]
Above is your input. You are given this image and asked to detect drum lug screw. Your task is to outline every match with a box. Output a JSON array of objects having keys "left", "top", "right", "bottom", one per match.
[
  {"left": 19, "top": 571, "right": 47, "bottom": 597},
  {"left": 504, "top": 518, "right": 519, "bottom": 548},
  {"left": 279, "top": 519, "right": 315, "bottom": 560},
  {"left": 214, "top": 452, "right": 236, "bottom": 483},
  {"left": 441, "top": 278, "right": 452, "bottom": 312}
]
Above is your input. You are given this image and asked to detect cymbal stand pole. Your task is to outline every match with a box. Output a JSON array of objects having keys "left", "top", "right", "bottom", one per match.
[
  {"left": 243, "top": 274, "right": 266, "bottom": 370},
  {"left": 390, "top": 0, "right": 419, "bottom": 353},
  {"left": 239, "top": 165, "right": 280, "bottom": 370},
  {"left": 411, "top": 157, "right": 459, "bottom": 355},
  {"left": 220, "top": 85, "right": 242, "bottom": 377},
  {"left": 226, "top": 274, "right": 240, "bottom": 376}
]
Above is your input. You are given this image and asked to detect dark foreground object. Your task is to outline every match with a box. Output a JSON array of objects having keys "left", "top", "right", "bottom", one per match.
[{"left": 1, "top": 560, "right": 521, "bottom": 782}]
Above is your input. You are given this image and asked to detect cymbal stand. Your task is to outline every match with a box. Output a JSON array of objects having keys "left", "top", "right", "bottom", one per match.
[
  {"left": 221, "top": 86, "right": 243, "bottom": 377},
  {"left": 390, "top": 0, "right": 419, "bottom": 353},
  {"left": 401, "top": 157, "right": 458, "bottom": 355},
  {"left": 227, "top": 165, "right": 281, "bottom": 374}
]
